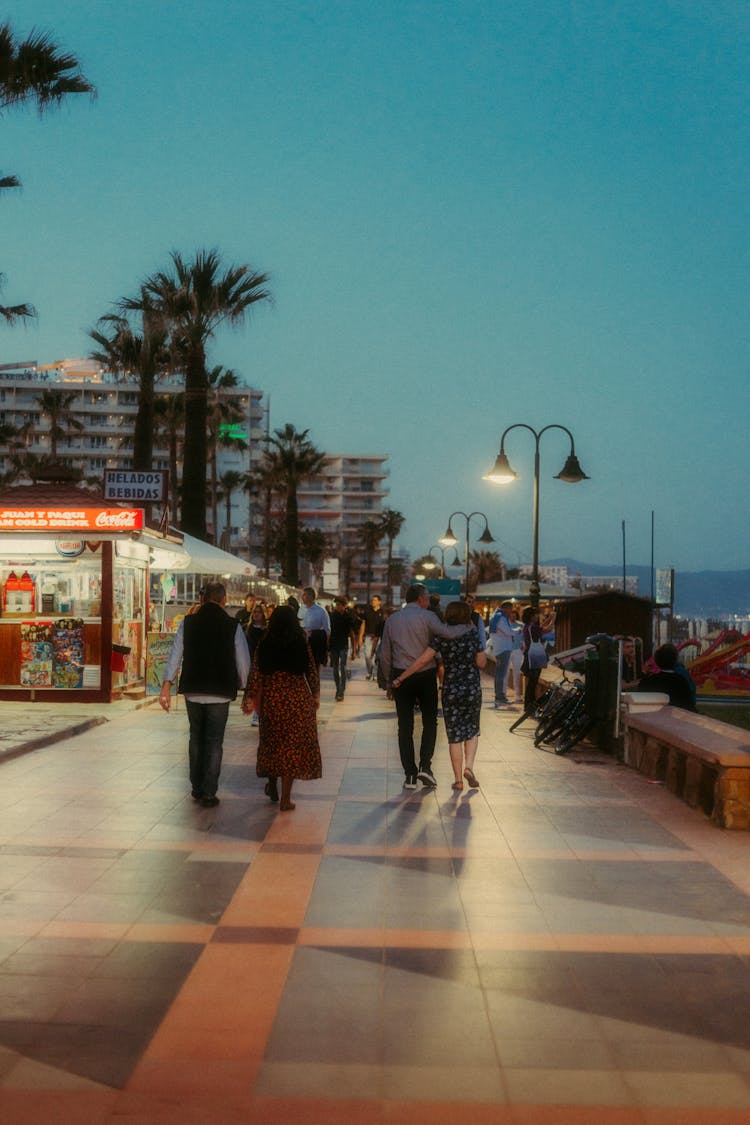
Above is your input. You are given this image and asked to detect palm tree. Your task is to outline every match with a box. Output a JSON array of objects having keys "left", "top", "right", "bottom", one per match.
[
  {"left": 120, "top": 249, "right": 270, "bottom": 539},
  {"left": 468, "top": 549, "right": 505, "bottom": 590},
  {"left": 0, "top": 22, "right": 94, "bottom": 324},
  {"left": 153, "top": 394, "right": 184, "bottom": 525},
  {"left": 34, "top": 388, "right": 84, "bottom": 459},
  {"left": 88, "top": 304, "right": 169, "bottom": 471},
  {"left": 379, "top": 508, "right": 405, "bottom": 600},
  {"left": 299, "top": 527, "right": 328, "bottom": 589},
  {"left": 257, "top": 424, "right": 326, "bottom": 586},
  {"left": 206, "top": 366, "right": 247, "bottom": 542},
  {"left": 359, "top": 519, "right": 384, "bottom": 602},
  {"left": 217, "top": 470, "right": 244, "bottom": 551}
]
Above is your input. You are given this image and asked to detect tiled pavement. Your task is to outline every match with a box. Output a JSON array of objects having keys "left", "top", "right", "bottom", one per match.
[{"left": 2, "top": 667, "right": 750, "bottom": 1123}]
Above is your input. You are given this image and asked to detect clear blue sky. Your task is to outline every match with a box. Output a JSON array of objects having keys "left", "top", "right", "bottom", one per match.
[{"left": 3, "top": 1, "right": 748, "bottom": 574}]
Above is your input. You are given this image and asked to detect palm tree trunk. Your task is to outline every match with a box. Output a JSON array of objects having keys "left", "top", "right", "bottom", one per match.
[
  {"left": 285, "top": 486, "right": 299, "bottom": 586},
  {"left": 211, "top": 444, "right": 218, "bottom": 544},
  {"left": 181, "top": 344, "right": 208, "bottom": 539},
  {"left": 132, "top": 372, "right": 154, "bottom": 470}
]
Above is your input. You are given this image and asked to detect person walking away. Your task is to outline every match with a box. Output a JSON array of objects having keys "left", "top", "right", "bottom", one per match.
[
  {"left": 379, "top": 584, "right": 471, "bottom": 790},
  {"left": 376, "top": 605, "right": 396, "bottom": 689},
  {"left": 521, "top": 606, "right": 548, "bottom": 714},
  {"left": 489, "top": 600, "right": 516, "bottom": 709},
  {"left": 242, "top": 605, "right": 322, "bottom": 810},
  {"left": 160, "top": 582, "right": 250, "bottom": 808},
  {"left": 301, "top": 586, "right": 330, "bottom": 670},
  {"left": 329, "top": 596, "right": 355, "bottom": 700},
  {"left": 391, "top": 601, "right": 486, "bottom": 791},
  {"left": 362, "top": 594, "right": 384, "bottom": 680},
  {"left": 462, "top": 593, "right": 487, "bottom": 649},
  {"left": 504, "top": 605, "right": 524, "bottom": 704},
  {"left": 245, "top": 603, "right": 268, "bottom": 725}
]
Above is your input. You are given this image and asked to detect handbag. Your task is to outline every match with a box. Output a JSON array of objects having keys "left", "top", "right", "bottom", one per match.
[{"left": 526, "top": 639, "right": 548, "bottom": 670}]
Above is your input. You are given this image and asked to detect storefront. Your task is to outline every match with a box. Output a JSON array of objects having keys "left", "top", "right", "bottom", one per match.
[{"left": 0, "top": 480, "right": 185, "bottom": 703}]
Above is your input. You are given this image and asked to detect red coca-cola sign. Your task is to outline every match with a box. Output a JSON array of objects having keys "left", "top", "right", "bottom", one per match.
[{"left": 0, "top": 507, "right": 144, "bottom": 531}]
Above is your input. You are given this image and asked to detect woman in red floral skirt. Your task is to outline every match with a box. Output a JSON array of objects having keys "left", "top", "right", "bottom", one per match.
[{"left": 242, "top": 605, "right": 321, "bottom": 811}]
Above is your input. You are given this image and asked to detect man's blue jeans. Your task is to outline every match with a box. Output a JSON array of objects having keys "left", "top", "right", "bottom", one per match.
[
  {"left": 330, "top": 646, "right": 348, "bottom": 697},
  {"left": 494, "top": 650, "right": 512, "bottom": 703},
  {"left": 185, "top": 700, "right": 230, "bottom": 798}
]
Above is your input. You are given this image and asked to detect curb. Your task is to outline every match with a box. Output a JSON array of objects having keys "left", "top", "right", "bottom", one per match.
[{"left": 0, "top": 716, "right": 109, "bottom": 763}]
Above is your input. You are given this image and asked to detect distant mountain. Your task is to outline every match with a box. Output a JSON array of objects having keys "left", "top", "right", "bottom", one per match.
[{"left": 545, "top": 559, "right": 750, "bottom": 618}]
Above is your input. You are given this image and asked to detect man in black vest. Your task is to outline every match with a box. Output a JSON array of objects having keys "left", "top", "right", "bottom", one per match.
[{"left": 159, "top": 582, "right": 251, "bottom": 807}]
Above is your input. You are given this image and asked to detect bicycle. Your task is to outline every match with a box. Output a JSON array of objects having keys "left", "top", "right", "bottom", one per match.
[{"left": 532, "top": 669, "right": 586, "bottom": 746}]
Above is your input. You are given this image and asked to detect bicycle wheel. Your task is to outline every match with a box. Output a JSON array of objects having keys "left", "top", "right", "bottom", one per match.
[
  {"left": 534, "top": 689, "right": 581, "bottom": 745},
  {"left": 511, "top": 685, "right": 557, "bottom": 733},
  {"left": 554, "top": 713, "right": 597, "bottom": 755}
]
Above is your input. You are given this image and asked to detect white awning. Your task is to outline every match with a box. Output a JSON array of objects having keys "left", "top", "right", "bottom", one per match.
[{"left": 167, "top": 533, "right": 256, "bottom": 578}]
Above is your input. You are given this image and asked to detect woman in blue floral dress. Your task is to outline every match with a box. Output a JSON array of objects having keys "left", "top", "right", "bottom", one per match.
[{"left": 391, "top": 601, "right": 486, "bottom": 790}]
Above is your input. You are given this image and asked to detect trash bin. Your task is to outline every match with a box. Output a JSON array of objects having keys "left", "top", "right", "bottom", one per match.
[{"left": 584, "top": 634, "right": 619, "bottom": 748}]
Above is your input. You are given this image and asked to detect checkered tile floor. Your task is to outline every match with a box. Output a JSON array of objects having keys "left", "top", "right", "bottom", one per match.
[{"left": 2, "top": 663, "right": 750, "bottom": 1123}]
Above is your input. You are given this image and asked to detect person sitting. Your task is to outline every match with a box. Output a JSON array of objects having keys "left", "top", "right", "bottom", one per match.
[{"left": 637, "top": 644, "right": 696, "bottom": 711}]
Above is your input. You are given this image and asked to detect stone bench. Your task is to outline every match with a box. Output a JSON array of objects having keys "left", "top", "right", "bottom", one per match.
[{"left": 622, "top": 698, "right": 750, "bottom": 829}]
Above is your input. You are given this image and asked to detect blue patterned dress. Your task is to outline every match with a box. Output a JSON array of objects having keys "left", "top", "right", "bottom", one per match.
[{"left": 432, "top": 626, "right": 484, "bottom": 743}]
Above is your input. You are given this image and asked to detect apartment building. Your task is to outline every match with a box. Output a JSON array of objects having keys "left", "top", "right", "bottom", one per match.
[
  {"left": 266, "top": 454, "right": 392, "bottom": 599},
  {"left": 0, "top": 363, "right": 395, "bottom": 593},
  {"left": 0, "top": 360, "right": 266, "bottom": 550}
]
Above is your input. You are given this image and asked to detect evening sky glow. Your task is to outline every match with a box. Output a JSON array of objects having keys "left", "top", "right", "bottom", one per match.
[{"left": 2, "top": 1, "right": 748, "bottom": 573}]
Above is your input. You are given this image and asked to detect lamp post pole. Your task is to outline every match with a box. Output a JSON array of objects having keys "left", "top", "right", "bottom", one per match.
[
  {"left": 483, "top": 423, "right": 589, "bottom": 610},
  {"left": 425, "top": 544, "right": 447, "bottom": 577},
  {"left": 438, "top": 512, "right": 494, "bottom": 596}
]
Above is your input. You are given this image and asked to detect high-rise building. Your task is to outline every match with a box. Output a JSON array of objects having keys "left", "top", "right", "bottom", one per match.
[
  {"left": 0, "top": 360, "right": 265, "bottom": 551},
  {"left": 266, "top": 454, "right": 393, "bottom": 599},
  {"left": 0, "top": 362, "right": 398, "bottom": 592}
]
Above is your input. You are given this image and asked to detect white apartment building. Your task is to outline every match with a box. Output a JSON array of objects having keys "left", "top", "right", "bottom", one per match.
[
  {"left": 274, "top": 454, "right": 391, "bottom": 600},
  {"left": 0, "top": 363, "right": 395, "bottom": 592},
  {"left": 0, "top": 360, "right": 266, "bottom": 551}
]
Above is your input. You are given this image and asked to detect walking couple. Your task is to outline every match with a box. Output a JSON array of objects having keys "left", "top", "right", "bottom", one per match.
[{"left": 380, "top": 584, "right": 486, "bottom": 791}]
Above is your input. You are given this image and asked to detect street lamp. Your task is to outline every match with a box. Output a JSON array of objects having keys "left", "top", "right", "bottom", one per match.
[
  {"left": 438, "top": 512, "right": 495, "bottom": 595},
  {"left": 483, "top": 423, "right": 589, "bottom": 609}
]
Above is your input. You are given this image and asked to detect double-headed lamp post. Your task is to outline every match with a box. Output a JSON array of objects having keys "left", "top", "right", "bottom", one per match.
[
  {"left": 482, "top": 423, "right": 589, "bottom": 610},
  {"left": 438, "top": 512, "right": 495, "bottom": 595}
]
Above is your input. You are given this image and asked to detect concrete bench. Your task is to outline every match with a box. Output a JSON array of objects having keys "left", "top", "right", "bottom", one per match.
[{"left": 622, "top": 699, "right": 750, "bottom": 829}]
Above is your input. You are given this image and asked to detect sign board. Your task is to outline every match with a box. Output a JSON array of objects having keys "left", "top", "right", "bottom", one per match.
[
  {"left": 423, "top": 578, "right": 461, "bottom": 596},
  {"left": 0, "top": 507, "right": 144, "bottom": 532},
  {"left": 103, "top": 470, "right": 169, "bottom": 503},
  {"left": 655, "top": 567, "right": 674, "bottom": 607}
]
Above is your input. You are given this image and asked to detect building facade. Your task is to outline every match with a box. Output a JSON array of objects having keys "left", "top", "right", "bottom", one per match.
[
  {"left": 0, "top": 360, "right": 266, "bottom": 552},
  {"left": 266, "top": 454, "right": 392, "bottom": 600}
]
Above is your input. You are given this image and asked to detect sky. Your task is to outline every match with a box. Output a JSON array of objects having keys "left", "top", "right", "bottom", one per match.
[{"left": 2, "top": 0, "right": 749, "bottom": 575}]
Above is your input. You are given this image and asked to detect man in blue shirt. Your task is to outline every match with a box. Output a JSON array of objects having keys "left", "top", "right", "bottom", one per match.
[
  {"left": 301, "top": 586, "right": 331, "bottom": 669},
  {"left": 489, "top": 600, "right": 516, "bottom": 709}
]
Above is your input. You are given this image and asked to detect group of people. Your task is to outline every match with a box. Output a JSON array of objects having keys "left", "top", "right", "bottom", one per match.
[
  {"left": 159, "top": 583, "right": 322, "bottom": 812},
  {"left": 159, "top": 580, "right": 696, "bottom": 815},
  {"left": 488, "top": 600, "right": 556, "bottom": 713}
]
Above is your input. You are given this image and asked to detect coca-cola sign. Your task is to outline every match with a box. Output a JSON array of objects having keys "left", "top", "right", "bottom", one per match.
[
  {"left": 0, "top": 507, "right": 144, "bottom": 532},
  {"left": 94, "top": 510, "right": 141, "bottom": 529}
]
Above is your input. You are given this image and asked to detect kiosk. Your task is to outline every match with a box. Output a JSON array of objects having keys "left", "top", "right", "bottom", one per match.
[{"left": 0, "top": 479, "right": 185, "bottom": 703}]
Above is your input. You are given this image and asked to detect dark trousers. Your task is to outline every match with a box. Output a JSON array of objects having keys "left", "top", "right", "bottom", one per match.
[
  {"left": 185, "top": 700, "right": 230, "bottom": 798},
  {"left": 392, "top": 669, "right": 438, "bottom": 776},
  {"left": 330, "top": 646, "right": 348, "bottom": 696},
  {"left": 524, "top": 668, "right": 542, "bottom": 713}
]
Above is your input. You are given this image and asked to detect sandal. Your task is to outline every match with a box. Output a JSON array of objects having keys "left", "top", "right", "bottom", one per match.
[
  {"left": 279, "top": 800, "right": 296, "bottom": 812},
  {"left": 451, "top": 781, "right": 463, "bottom": 791},
  {"left": 463, "top": 768, "right": 479, "bottom": 788},
  {"left": 264, "top": 779, "right": 279, "bottom": 803}
]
